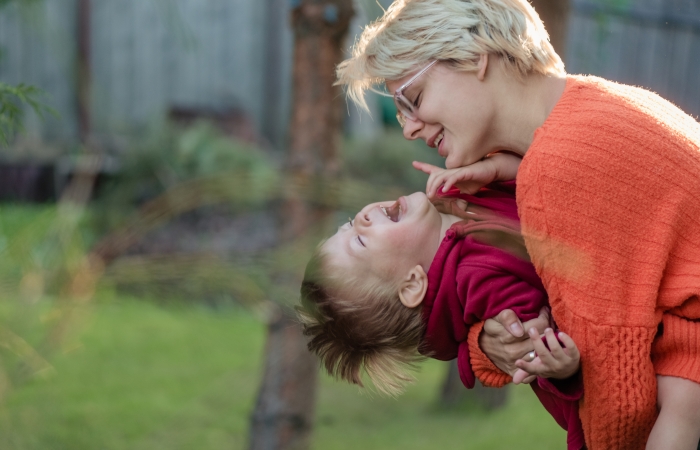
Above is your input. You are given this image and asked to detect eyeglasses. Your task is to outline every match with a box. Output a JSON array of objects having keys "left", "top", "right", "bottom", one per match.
[{"left": 393, "top": 60, "right": 438, "bottom": 127}]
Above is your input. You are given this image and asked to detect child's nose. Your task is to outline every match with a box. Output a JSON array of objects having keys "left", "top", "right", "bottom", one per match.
[{"left": 355, "top": 209, "right": 371, "bottom": 226}]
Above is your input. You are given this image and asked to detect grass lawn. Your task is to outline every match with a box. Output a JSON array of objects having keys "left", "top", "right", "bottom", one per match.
[{"left": 0, "top": 297, "right": 566, "bottom": 450}]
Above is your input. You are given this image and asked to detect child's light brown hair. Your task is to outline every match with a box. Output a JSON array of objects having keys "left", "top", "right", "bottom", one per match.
[{"left": 297, "top": 244, "right": 426, "bottom": 396}]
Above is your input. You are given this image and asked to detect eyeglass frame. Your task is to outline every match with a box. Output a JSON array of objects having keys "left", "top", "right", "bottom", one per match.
[{"left": 393, "top": 60, "right": 438, "bottom": 127}]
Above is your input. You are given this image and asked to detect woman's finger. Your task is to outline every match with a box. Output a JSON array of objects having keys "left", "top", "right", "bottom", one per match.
[
  {"left": 491, "top": 309, "right": 525, "bottom": 338},
  {"left": 521, "top": 374, "right": 537, "bottom": 384},
  {"left": 521, "top": 309, "right": 549, "bottom": 337},
  {"left": 512, "top": 368, "right": 530, "bottom": 385}
]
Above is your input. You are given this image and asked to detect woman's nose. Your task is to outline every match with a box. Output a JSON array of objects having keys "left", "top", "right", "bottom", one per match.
[{"left": 402, "top": 116, "right": 424, "bottom": 140}]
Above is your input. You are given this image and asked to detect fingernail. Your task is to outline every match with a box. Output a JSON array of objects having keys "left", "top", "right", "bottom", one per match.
[
  {"left": 510, "top": 323, "right": 523, "bottom": 336},
  {"left": 545, "top": 328, "right": 553, "bottom": 334},
  {"left": 528, "top": 327, "right": 538, "bottom": 337},
  {"left": 559, "top": 332, "right": 568, "bottom": 339}
]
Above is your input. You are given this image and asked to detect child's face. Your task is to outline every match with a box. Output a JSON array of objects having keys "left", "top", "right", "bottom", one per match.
[{"left": 324, "top": 192, "right": 443, "bottom": 280}]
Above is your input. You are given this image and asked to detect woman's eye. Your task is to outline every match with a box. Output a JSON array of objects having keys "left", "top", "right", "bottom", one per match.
[{"left": 413, "top": 93, "right": 421, "bottom": 108}]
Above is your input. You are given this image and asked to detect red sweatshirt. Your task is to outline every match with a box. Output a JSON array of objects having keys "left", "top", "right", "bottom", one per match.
[{"left": 420, "top": 183, "right": 584, "bottom": 450}]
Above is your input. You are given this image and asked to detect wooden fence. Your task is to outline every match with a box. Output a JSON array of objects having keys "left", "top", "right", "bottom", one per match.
[
  {"left": 567, "top": 0, "right": 700, "bottom": 118},
  {"left": 0, "top": 0, "right": 698, "bottom": 149},
  {"left": 0, "top": 0, "right": 291, "bottom": 148}
]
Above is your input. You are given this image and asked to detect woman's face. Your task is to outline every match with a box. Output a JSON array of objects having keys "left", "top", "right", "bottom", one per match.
[{"left": 386, "top": 61, "right": 496, "bottom": 169}]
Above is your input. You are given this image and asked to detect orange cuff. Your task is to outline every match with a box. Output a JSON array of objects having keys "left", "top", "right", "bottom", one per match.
[
  {"left": 467, "top": 322, "right": 511, "bottom": 388},
  {"left": 652, "top": 313, "right": 700, "bottom": 384}
]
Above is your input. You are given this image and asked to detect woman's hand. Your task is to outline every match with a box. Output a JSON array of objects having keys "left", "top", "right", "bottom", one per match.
[
  {"left": 479, "top": 307, "right": 551, "bottom": 384},
  {"left": 413, "top": 152, "right": 522, "bottom": 199},
  {"left": 512, "top": 328, "right": 580, "bottom": 384}
]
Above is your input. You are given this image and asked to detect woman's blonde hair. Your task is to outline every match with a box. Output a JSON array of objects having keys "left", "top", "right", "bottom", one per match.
[
  {"left": 297, "top": 244, "right": 426, "bottom": 396},
  {"left": 336, "top": 0, "right": 565, "bottom": 110}
]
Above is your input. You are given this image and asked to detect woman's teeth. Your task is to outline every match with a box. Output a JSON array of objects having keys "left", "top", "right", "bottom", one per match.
[{"left": 435, "top": 131, "right": 444, "bottom": 148}]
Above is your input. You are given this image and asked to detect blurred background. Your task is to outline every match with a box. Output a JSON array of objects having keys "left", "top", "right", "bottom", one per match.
[{"left": 0, "top": 0, "right": 697, "bottom": 449}]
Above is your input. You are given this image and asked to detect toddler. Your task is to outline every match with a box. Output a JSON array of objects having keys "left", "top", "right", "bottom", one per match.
[{"left": 298, "top": 181, "right": 585, "bottom": 449}]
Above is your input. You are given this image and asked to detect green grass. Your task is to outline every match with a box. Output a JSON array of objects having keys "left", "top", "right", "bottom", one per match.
[{"left": 0, "top": 297, "right": 565, "bottom": 450}]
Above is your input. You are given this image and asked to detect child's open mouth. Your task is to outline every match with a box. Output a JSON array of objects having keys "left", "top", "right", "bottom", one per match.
[{"left": 380, "top": 201, "right": 402, "bottom": 222}]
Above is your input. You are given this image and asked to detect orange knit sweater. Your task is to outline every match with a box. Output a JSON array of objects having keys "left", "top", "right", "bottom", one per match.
[{"left": 467, "top": 75, "right": 700, "bottom": 450}]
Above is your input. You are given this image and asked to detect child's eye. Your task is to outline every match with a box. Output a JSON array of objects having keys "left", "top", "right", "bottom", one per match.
[{"left": 356, "top": 236, "right": 365, "bottom": 247}]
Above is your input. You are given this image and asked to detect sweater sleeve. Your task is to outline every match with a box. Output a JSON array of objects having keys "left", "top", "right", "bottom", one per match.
[
  {"left": 466, "top": 322, "right": 511, "bottom": 388},
  {"left": 457, "top": 249, "right": 549, "bottom": 387}
]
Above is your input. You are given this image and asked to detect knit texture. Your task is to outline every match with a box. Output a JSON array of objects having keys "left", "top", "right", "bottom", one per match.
[
  {"left": 516, "top": 75, "right": 700, "bottom": 450},
  {"left": 466, "top": 323, "right": 511, "bottom": 387}
]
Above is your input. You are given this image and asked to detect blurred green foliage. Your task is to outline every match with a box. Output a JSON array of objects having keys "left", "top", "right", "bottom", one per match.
[
  {"left": 91, "top": 122, "right": 277, "bottom": 234},
  {"left": 0, "top": 82, "right": 54, "bottom": 147},
  {"left": 341, "top": 128, "right": 444, "bottom": 194},
  {"left": 0, "top": 202, "right": 94, "bottom": 390},
  {"left": 0, "top": 0, "right": 55, "bottom": 147}
]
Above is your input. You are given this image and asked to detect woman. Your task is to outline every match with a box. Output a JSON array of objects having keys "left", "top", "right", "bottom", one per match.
[{"left": 335, "top": 1, "right": 700, "bottom": 449}]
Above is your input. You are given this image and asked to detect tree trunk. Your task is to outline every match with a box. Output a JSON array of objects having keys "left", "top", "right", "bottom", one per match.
[
  {"left": 249, "top": 309, "right": 320, "bottom": 450},
  {"left": 248, "top": 2, "right": 354, "bottom": 450},
  {"left": 529, "top": 0, "right": 571, "bottom": 60},
  {"left": 439, "top": 360, "right": 509, "bottom": 410},
  {"left": 76, "top": 0, "right": 91, "bottom": 145}
]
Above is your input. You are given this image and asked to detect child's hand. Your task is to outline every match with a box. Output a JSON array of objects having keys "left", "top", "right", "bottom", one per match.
[
  {"left": 413, "top": 152, "right": 521, "bottom": 199},
  {"left": 512, "top": 328, "right": 580, "bottom": 384}
]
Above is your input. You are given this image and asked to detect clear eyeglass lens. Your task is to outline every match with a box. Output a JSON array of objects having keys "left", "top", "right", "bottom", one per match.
[
  {"left": 396, "top": 112, "right": 406, "bottom": 127},
  {"left": 397, "top": 96, "right": 414, "bottom": 118},
  {"left": 394, "top": 96, "right": 415, "bottom": 127}
]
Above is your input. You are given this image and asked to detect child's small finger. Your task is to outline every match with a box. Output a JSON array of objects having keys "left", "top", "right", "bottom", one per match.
[
  {"left": 426, "top": 174, "right": 440, "bottom": 197},
  {"left": 544, "top": 328, "right": 565, "bottom": 358},
  {"left": 444, "top": 174, "right": 462, "bottom": 193},
  {"left": 558, "top": 332, "right": 580, "bottom": 359},
  {"left": 529, "top": 327, "right": 549, "bottom": 357},
  {"left": 413, "top": 161, "right": 437, "bottom": 174}
]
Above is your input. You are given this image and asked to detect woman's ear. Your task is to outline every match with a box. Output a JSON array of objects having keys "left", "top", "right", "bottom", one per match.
[
  {"left": 398, "top": 265, "right": 429, "bottom": 308},
  {"left": 477, "top": 53, "right": 489, "bottom": 81}
]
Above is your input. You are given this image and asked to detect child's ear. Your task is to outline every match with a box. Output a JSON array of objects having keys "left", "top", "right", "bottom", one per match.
[
  {"left": 476, "top": 53, "right": 489, "bottom": 81},
  {"left": 398, "top": 265, "right": 428, "bottom": 308}
]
